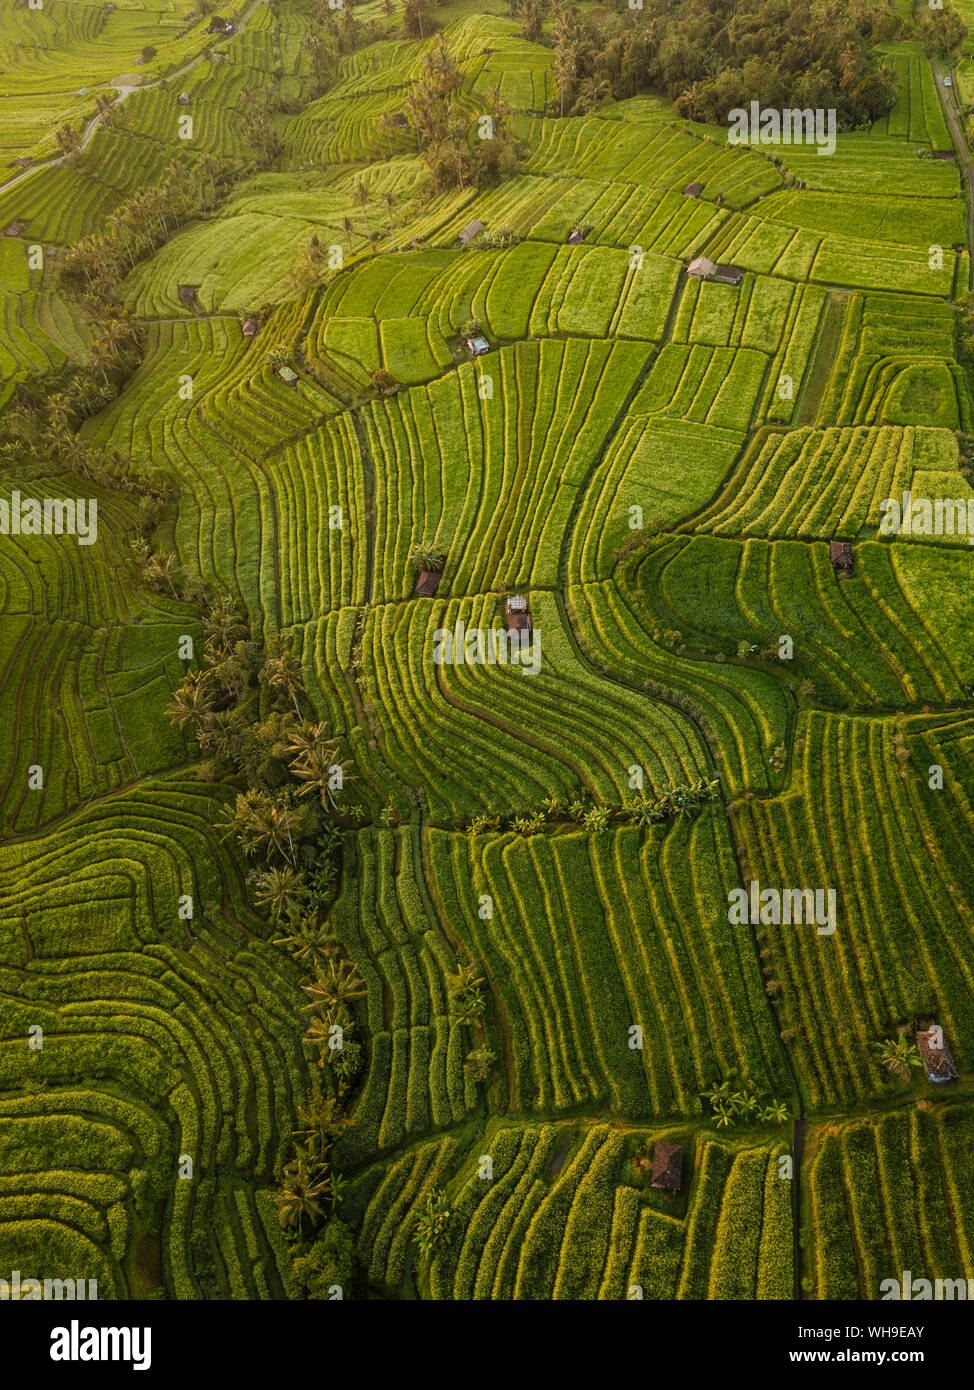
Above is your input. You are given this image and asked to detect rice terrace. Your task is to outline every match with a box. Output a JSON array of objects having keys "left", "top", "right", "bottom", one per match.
[{"left": 3, "top": 0, "right": 974, "bottom": 1321}]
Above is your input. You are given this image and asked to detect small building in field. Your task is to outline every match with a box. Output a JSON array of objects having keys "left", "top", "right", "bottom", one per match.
[
  {"left": 650, "top": 1141, "right": 684, "bottom": 1192},
  {"left": 178, "top": 283, "right": 198, "bottom": 304},
  {"left": 505, "top": 595, "right": 532, "bottom": 649},
  {"left": 391, "top": 112, "right": 409, "bottom": 129},
  {"left": 687, "top": 255, "right": 714, "bottom": 280},
  {"left": 567, "top": 226, "right": 589, "bottom": 245},
  {"left": 208, "top": 16, "right": 233, "bottom": 33},
  {"left": 459, "top": 219, "right": 484, "bottom": 247},
  {"left": 917, "top": 1027, "right": 958, "bottom": 1083},
  {"left": 13, "top": 157, "right": 32, "bottom": 168},
  {"left": 4, "top": 219, "right": 27, "bottom": 237},
  {"left": 414, "top": 568, "right": 442, "bottom": 598},
  {"left": 830, "top": 540, "right": 853, "bottom": 573},
  {"left": 241, "top": 315, "right": 260, "bottom": 338},
  {"left": 467, "top": 334, "right": 490, "bottom": 357},
  {"left": 177, "top": 92, "right": 190, "bottom": 104},
  {"left": 712, "top": 263, "right": 744, "bottom": 286},
  {"left": 278, "top": 365, "right": 299, "bottom": 386},
  {"left": 682, "top": 181, "right": 704, "bottom": 198}
]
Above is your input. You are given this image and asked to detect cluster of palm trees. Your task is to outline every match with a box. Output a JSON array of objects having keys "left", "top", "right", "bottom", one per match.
[
  {"left": 274, "top": 1092, "right": 351, "bottom": 1236},
  {"left": 445, "top": 957, "right": 498, "bottom": 1084},
  {"left": 551, "top": 2, "right": 615, "bottom": 117},
  {"left": 465, "top": 777, "right": 722, "bottom": 838},
  {"left": 301, "top": 0, "right": 378, "bottom": 96},
  {"left": 703, "top": 1081, "right": 790, "bottom": 1129},
  {"left": 164, "top": 595, "right": 370, "bottom": 1250},
  {"left": 398, "top": 38, "right": 524, "bottom": 193},
  {"left": 63, "top": 152, "right": 240, "bottom": 304},
  {"left": 236, "top": 86, "right": 281, "bottom": 162},
  {"left": 4, "top": 319, "right": 155, "bottom": 496}
]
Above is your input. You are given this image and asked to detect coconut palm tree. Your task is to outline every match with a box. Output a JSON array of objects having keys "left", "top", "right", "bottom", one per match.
[
  {"left": 352, "top": 177, "right": 372, "bottom": 235},
  {"left": 166, "top": 670, "right": 214, "bottom": 731},
  {"left": 340, "top": 215, "right": 355, "bottom": 253},
  {"left": 253, "top": 865, "right": 310, "bottom": 923},
  {"left": 273, "top": 1160, "right": 330, "bottom": 1234},
  {"left": 221, "top": 789, "right": 302, "bottom": 865},
  {"left": 274, "top": 914, "right": 337, "bottom": 965},
  {"left": 877, "top": 1037, "right": 923, "bottom": 1074},
  {"left": 302, "top": 956, "right": 366, "bottom": 1014},
  {"left": 381, "top": 190, "right": 397, "bottom": 249},
  {"left": 261, "top": 641, "right": 306, "bottom": 720}
]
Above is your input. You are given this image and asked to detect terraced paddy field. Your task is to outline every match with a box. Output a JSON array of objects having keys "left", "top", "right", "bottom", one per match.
[{"left": 1, "top": 0, "right": 974, "bottom": 1309}]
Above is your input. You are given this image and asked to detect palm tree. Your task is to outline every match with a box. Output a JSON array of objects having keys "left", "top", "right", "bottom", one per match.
[
  {"left": 877, "top": 1037, "right": 923, "bottom": 1075},
  {"left": 143, "top": 551, "right": 181, "bottom": 598},
  {"left": 382, "top": 190, "right": 397, "bottom": 249},
  {"left": 253, "top": 865, "right": 310, "bottom": 923},
  {"left": 221, "top": 789, "right": 302, "bottom": 865},
  {"left": 54, "top": 123, "right": 82, "bottom": 157},
  {"left": 340, "top": 215, "right": 355, "bottom": 254},
  {"left": 302, "top": 956, "right": 366, "bottom": 1014},
  {"left": 294, "top": 1093, "right": 347, "bottom": 1152},
  {"left": 274, "top": 914, "right": 338, "bottom": 965},
  {"left": 412, "top": 1189, "right": 454, "bottom": 1256},
  {"left": 445, "top": 957, "right": 484, "bottom": 1004},
  {"left": 166, "top": 670, "right": 214, "bottom": 730},
  {"left": 261, "top": 641, "right": 306, "bottom": 720},
  {"left": 352, "top": 177, "right": 372, "bottom": 235},
  {"left": 273, "top": 1160, "right": 330, "bottom": 1234}
]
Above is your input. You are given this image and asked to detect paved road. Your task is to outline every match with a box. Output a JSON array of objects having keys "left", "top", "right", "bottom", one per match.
[{"left": 932, "top": 58, "right": 974, "bottom": 288}]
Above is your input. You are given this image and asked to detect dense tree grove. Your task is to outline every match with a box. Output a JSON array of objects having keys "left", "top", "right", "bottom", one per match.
[
  {"left": 405, "top": 37, "right": 525, "bottom": 191},
  {"left": 542, "top": 0, "right": 936, "bottom": 129}
]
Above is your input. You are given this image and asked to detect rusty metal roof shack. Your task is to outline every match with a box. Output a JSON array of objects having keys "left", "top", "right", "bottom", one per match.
[
  {"left": 830, "top": 540, "right": 853, "bottom": 572},
  {"left": 505, "top": 596, "right": 531, "bottom": 649},
  {"left": 650, "top": 1141, "right": 684, "bottom": 1192},
  {"left": 916, "top": 1028, "right": 958, "bottom": 1082},
  {"left": 414, "top": 569, "right": 442, "bottom": 597}
]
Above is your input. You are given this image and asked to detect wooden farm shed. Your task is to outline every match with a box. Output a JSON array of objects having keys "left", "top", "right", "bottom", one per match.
[
  {"left": 278, "top": 365, "right": 299, "bottom": 385},
  {"left": 651, "top": 1141, "right": 683, "bottom": 1192},
  {"left": 712, "top": 264, "right": 744, "bottom": 286},
  {"left": 917, "top": 1027, "right": 958, "bottom": 1083},
  {"left": 829, "top": 540, "right": 853, "bottom": 573},
  {"left": 567, "top": 227, "right": 589, "bottom": 245},
  {"left": 459, "top": 219, "right": 484, "bottom": 247},
  {"left": 414, "top": 568, "right": 441, "bottom": 597},
  {"left": 178, "top": 284, "right": 198, "bottom": 304},
  {"left": 241, "top": 315, "right": 260, "bottom": 338},
  {"left": 682, "top": 181, "right": 703, "bottom": 197},
  {"left": 687, "top": 256, "right": 714, "bottom": 279}
]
